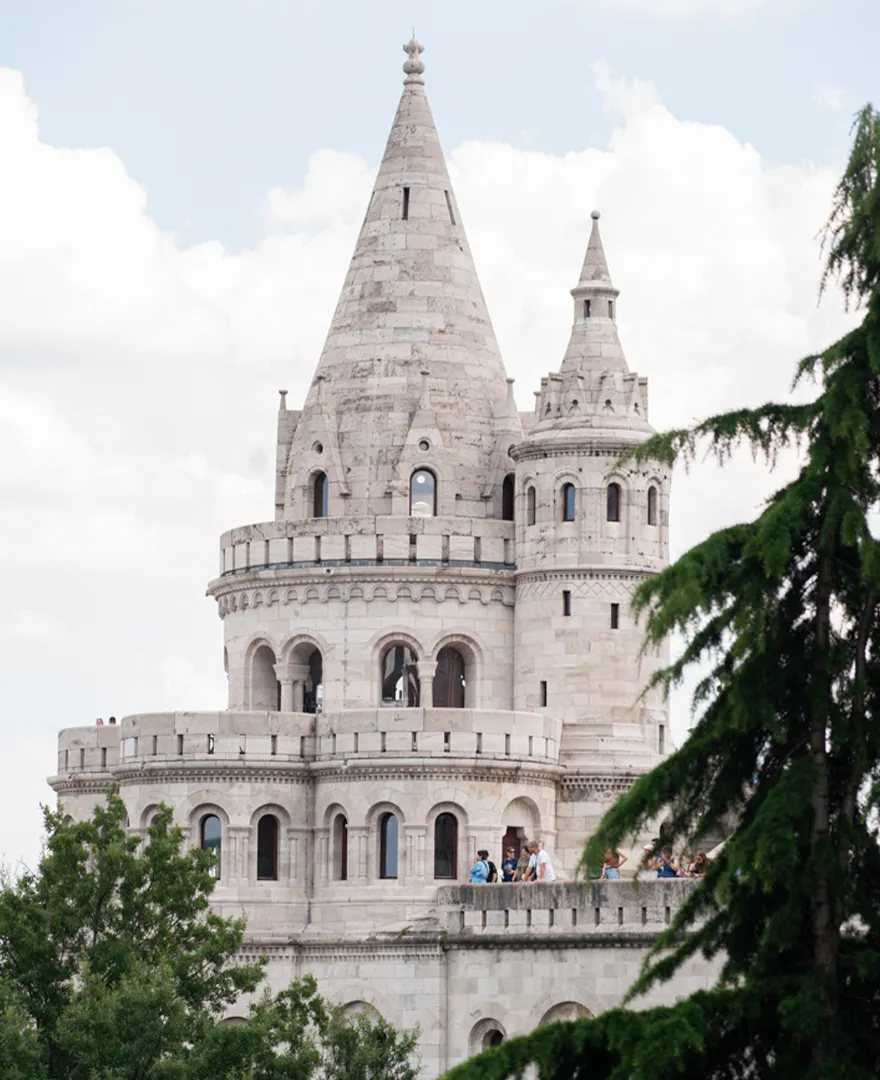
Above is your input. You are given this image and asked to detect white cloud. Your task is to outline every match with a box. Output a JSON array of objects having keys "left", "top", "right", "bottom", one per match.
[
  {"left": 0, "top": 63, "right": 853, "bottom": 865},
  {"left": 0, "top": 609, "right": 66, "bottom": 643},
  {"left": 814, "top": 82, "right": 846, "bottom": 112}
]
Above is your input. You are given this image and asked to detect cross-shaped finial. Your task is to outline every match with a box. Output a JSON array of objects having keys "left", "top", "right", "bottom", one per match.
[{"left": 403, "top": 37, "right": 425, "bottom": 79}]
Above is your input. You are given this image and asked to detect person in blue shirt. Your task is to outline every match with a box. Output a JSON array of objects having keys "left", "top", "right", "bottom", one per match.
[{"left": 501, "top": 846, "right": 518, "bottom": 882}]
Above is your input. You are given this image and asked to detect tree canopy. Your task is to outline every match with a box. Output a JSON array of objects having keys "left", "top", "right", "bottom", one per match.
[
  {"left": 0, "top": 793, "right": 419, "bottom": 1080},
  {"left": 445, "top": 104, "right": 880, "bottom": 1080}
]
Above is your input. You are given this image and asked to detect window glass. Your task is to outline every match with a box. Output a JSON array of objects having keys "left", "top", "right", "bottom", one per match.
[
  {"left": 257, "top": 815, "right": 278, "bottom": 880},
  {"left": 562, "top": 483, "right": 576, "bottom": 522},
  {"left": 607, "top": 483, "right": 621, "bottom": 523},
  {"left": 201, "top": 814, "right": 222, "bottom": 879},
  {"left": 380, "top": 813, "right": 399, "bottom": 879},
  {"left": 410, "top": 470, "right": 436, "bottom": 517}
]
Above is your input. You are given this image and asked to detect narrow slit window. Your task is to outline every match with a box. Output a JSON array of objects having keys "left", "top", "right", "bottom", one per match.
[
  {"left": 444, "top": 189, "right": 456, "bottom": 224},
  {"left": 647, "top": 485, "right": 658, "bottom": 526},
  {"left": 270, "top": 734, "right": 278, "bottom": 756},
  {"left": 526, "top": 486, "right": 536, "bottom": 526},
  {"left": 611, "top": 603, "right": 620, "bottom": 630},
  {"left": 607, "top": 482, "right": 621, "bottom": 522},
  {"left": 609, "top": 299, "right": 615, "bottom": 318},
  {"left": 402, "top": 186, "right": 410, "bottom": 220},
  {"left": 562, "top": 590, "right": 572, "bottom": 617},
  {"left": 177, "top": 734, "right": 184, "bottom": 755},
  {"left": 540, "top": 680, "right": 548, "bottom": 707},
  {"left": 207, "top": 734, "right": 215, "bottom": 755},
  {"left": 659, "top": 724, "right": 666, "bottom": 755},
  {"left": 584, "top": 299, "right": 591, "bottom": 318},
  {"left": 562, "top": 483, "right": 576, "bottom": 522}
]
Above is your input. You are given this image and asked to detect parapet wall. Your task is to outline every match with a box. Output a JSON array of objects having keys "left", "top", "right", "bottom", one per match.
[
  {"left": 438, "top": 880, "right": 694, "bottom": 939},
  {"left": 216, "top": 516, "right": 516, "bottom": 577},
  {"left": 53, "top": 707, "right": 562, "bottom": 781}
]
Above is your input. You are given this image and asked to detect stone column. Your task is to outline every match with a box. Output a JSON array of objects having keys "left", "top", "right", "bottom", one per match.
[
  {"left": 347, "top": 826, "right": 369, "bottom": 882},
  {"left": 404, "top": 824, "right": 428, "bottom": 883},
  {"left": 227, "top": 826, "right": 251, "bottom": 886},
  {"left": 276, "top": 675, "right": 294, "bottom": 713},
  {"left": 416, "top": 660, "right": 438, "bottom": 708}
]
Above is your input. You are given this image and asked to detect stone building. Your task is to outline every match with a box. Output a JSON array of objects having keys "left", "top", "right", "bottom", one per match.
[{"left": 50, "top": 40, "right": 717, "bottom": 1077}]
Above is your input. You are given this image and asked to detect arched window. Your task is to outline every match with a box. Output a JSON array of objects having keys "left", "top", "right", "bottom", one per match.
[
  {"left": 257, "top": 814, "right": 279, "bottom": 881},
  {"left": 433, "top": 812, "right": 458, "bottom": 879},
  {"left": 502, "top": 474, "right": 515, "bottom": 521},
  {"left": 312, "top": 472, "right": 328, "bottom": 518},
  {"left": 379, "top": 813, "right": 399, "bottom": 879},
  {"left": 410, "top": 469, "right": 436, "bottom": 517},
  {"left": 527, "top": 486, "right": 536, "bottom": 526},
  {"left": 381, "top": 644, "right": 420, "bottom": 707},
  {"left": 200, "top": 814, "right": 222, "bottom": 879},
  {"left": 333, "top": 813, "right": 348, "bottom": 881},
  {"left": 647, "top": 485, "right": 658, "bottom": 526},
  {"left": 251, "top": 644, "right": 279, "bottom": 711},
  {"left": 434, "top": 647, "right": 466, "bottom": 708},
  {"left": 607, "top": 482, "right": 621, "bottom": 523},
  {"left": 562, "top": 483, "right": 576, "bottom": 522},
  {"left": 484, "top": 1030, "right": 505, "bottom": 1050}
]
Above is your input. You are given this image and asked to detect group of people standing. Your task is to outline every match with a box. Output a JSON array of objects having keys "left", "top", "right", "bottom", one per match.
[
  {"left": 600, "top": 844, "right": 711, "bottom": 880},
  {"left": 468, "top": 840, "right": 556, "bottom": 884}
]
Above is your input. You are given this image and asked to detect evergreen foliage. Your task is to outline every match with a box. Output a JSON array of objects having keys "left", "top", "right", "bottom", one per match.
[
  {"left": 444, "top": 105, "right": 880, "bottom": 1080},
  {"left": 0, "top": 794, "right": 419, "bottom": 1079}
]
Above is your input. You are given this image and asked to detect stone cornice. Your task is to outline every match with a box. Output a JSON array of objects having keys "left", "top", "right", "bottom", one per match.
[
  {"left": 308, "top": 762, "right": 563, "bottom": 785},
  {"left": 514, "top": 567, "right": 656, "bottom": 585},
  {"left": 511, "top": 439, "right": 651, "bottom": 463},
  {"left": 207, "top": 564, "right": 515, "bottom": 601},
  {"left": 110, "top": 764, "right": 312, "bottom": 786}
]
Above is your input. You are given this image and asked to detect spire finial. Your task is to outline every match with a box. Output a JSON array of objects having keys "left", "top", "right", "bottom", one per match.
[
  {"left": 403, "top": 38, "right": 425, "bottom": 81},
  {"left": 591, "top": 209, "right": 600, "bottom": 220}
]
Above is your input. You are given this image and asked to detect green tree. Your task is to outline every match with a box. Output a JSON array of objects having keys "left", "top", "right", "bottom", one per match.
[
  {"left": 445, "top": 105, "right": 880, "bottom": 1080},
  {"left": 0, "top": 795, "right": 419, "bottom": 1080}
]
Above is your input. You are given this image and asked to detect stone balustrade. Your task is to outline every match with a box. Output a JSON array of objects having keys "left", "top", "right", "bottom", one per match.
[
  {"left": 53, "top": 707, "right": 561, "bottom": 779},
  {"left": 216, "top": 516, "right": 516, "bottom": 577},
  {"left": 438, "top": 880, "right": 695, "bottom": 938}
]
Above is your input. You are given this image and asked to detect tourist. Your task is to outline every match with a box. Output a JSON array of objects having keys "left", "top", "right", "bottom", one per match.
[
  {"left": 514, "top": 843, "right": 532, "bottom": 882},
  {"left": 484, "top": 850, "right": 499, "bottom": 884},
  {"left": 656, "top": 849, "right": 680, "bottom": 878},
  {"left": 639, "top": 843, "right": 658, "bottom": 880},
  {"left": 687, "top": 852, "right": 709, "bottom": 877},
  {"left": 600, "top": 848, "right": 628, "bottom": 880},
  {"left": 95, "top": 718, "right": 104, "bottom": 726},
  {"left": 529, "top": 840, "right": 556, "bottom": 883},
  {"left": 501, "top": 846, "right": 518, "bottom": 882},
  {"left": 468, "top": 850, "right": 491, "bottom": 884},
  {"left": 108, "top": 716, "right": 117, "bottom": 725}
]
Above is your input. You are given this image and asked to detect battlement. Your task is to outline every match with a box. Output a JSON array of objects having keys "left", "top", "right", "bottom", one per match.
[
  {"left": 52, "top": 707, "right": 561, "bottom": 784},
  {"left": 214, "top": 517, "right": 516, "bottom": 578}
]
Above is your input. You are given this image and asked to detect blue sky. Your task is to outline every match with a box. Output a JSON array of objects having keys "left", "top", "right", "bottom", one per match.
[
  {"left": 0, "top": 0, "right": 872, "bottom": 867},
  {"left": 4, "top": 0, "right": 872, "bottom": 248}
]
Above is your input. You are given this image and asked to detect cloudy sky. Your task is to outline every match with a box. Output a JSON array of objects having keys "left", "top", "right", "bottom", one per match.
[{"left": 0, "top": 0, "right": 872, "bottom": 867}]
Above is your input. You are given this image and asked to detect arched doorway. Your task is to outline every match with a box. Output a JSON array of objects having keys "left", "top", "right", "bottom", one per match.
[{"left": 433, "top": 646, "right": 466, "bottom": 708}]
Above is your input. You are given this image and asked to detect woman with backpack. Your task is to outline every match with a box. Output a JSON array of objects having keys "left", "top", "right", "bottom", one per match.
[{"left": 468, "top": 849, "right": 492, "bottom": 884}]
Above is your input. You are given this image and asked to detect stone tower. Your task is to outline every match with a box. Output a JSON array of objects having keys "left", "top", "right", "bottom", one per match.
[
  {"left": 47, "top": 43, "right": 705, "bottom": 1080},
  {"left": 512, "top": 210, "right": 671, "bottom": 858}
]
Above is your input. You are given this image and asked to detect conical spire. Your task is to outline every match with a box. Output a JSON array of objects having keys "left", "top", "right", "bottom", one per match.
[
  {"left": 561, "top": 210, "right": 626, "bottom": 376},
  {"left": 285, "top": 40, "right": 517, "bottom": 519},
  {"left": 528, "top": 211, "right": 653, "bottom": 440}
]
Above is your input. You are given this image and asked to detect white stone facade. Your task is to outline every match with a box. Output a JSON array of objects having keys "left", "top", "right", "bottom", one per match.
[{"left": 49, "top": 41, "right": 714, "bottom": 1078}]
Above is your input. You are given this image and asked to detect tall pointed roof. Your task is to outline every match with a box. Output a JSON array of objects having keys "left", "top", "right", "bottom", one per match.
[
  {"left": 527, "top": 212, "right": 654, "bottom": 442},
  {"left": 561, "top": 211, "right": 626, "bottom": 376},
  {"left": 286, "top": 40, "right": 517, "bottom": 518}
]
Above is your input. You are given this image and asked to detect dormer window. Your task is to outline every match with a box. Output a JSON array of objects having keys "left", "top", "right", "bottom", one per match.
[
  {"left": 312, "top": 472, "right": 328, "bottom": 518},
  {"left": 410, "top": 469, "right": 436, "bottom": 517},
  {"left": 583, "top": 299, "right": 591, "bottom": 319}
]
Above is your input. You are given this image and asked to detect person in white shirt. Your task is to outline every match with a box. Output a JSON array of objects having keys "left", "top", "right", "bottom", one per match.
[{"left": 528, "top": 841, "right": 556, "bottom": 883}]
